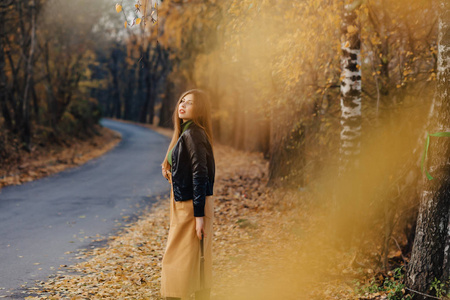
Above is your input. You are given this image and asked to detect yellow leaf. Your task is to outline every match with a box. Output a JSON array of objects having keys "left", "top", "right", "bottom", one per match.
[
  {"left": 347, "top": 25, "right": 357, "bottom": 34},
  {"left": 115, "top": 3, "right": 122, "bottom": 13},
  {"left": 136, "top": 18, "right": 141, "bottom": 25},
  {"left": 124, "top": 21, "right": 127, "bottom": 28},
  {"left": 343, "top": 41, "right": 350, "bottom": 48}
]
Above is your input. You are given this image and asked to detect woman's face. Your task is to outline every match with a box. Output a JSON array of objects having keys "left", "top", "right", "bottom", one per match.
[{"left": 178, "top": 93, "right": 194, "bottom": 122}]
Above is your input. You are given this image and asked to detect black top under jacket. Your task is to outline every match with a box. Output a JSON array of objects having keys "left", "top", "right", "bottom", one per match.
[{"left": 171, "top": 122, "right": 215, "bottom": 217}]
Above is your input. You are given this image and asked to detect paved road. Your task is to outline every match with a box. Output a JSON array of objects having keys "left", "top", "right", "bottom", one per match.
[{"left": 0, "top": 118, "right": 171, "bottom": 298}]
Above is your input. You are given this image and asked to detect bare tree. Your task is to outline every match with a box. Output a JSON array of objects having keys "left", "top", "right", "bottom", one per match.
[{"left": 21, "top": 0, "right": 38, "bottom": 150}]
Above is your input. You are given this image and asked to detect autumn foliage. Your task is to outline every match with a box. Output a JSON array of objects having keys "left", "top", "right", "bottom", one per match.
[{"left": 1, "top": 0, "right": 446, "bottom": 298}]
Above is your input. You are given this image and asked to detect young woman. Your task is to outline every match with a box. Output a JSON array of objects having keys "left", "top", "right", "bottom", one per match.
[{"left": 160, "top": 89, "right": 215, "bottom": 300}]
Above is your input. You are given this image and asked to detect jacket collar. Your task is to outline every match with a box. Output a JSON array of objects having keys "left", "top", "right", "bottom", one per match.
[{"left": 181, "top": 119, "right": 194, "bottom": 133}]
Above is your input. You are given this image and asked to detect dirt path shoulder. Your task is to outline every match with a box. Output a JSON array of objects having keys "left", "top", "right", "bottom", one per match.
[{"left": 0, "top": 123, "right": 121, "bottom": 190}]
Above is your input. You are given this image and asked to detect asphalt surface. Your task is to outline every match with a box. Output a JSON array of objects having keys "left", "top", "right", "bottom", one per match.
[{"left": 0, "top": 118, "right": 171, "bottom": 298}]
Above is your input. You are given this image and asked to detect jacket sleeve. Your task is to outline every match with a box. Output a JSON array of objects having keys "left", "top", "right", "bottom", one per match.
[{"left": 184, "top": 130, "right": 208, "bottom": 217}]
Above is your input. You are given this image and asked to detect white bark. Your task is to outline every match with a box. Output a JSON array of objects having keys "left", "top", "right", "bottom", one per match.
[{"left": 339, "top": 6, "right": 362, "bottom": 175}]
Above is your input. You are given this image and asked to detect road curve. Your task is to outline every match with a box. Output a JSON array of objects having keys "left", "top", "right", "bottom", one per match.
[{"left": 0, "top": 118, "right": 171, "bottom": 298}]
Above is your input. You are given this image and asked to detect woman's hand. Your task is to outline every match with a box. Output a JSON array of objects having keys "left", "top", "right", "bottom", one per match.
[
  {"left": 161, "top": 165, "right": 171, "bottom": 181},
  {"left": 195, "top": 217, "right": 205, "bottom": 240}
]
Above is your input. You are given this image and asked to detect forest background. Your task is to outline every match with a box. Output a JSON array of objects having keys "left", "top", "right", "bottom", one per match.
[{"left": 1, "top": 0, "right": 449, "bottom": 299}]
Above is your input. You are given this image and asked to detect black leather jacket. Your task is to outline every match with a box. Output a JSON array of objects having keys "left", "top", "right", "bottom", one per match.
[{"left": 171, "top": 122, "right": 215, "bottom": 217}]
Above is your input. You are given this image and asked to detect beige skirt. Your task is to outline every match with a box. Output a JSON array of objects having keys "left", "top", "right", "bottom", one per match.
[{"left": 160, "top": 173, "right": 214, "bottom": 299}]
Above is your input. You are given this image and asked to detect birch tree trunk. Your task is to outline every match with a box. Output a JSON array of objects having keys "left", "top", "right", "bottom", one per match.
[
  {"left": 333, "top": 0, "right": 363, "bottom": 245},
  {"left": 339, "top": 0, "right": 362, "bottom": 176},
  {"left": 405, "top": 0, "right": 450, "bottom": 298}
]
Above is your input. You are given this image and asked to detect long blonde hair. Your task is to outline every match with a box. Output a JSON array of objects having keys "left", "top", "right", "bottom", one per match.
[{"left": 161, "top": 89, "right": 214, "bottom": 171}]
